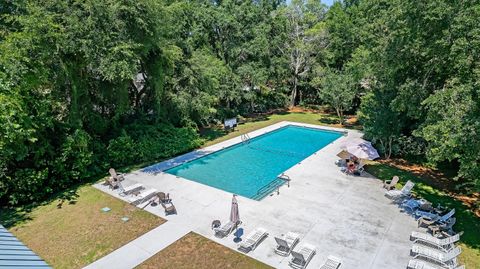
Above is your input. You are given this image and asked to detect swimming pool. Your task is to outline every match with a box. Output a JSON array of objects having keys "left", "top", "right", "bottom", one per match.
[{"left": 145, "top": 125, "right": 343, "bottom": 200}]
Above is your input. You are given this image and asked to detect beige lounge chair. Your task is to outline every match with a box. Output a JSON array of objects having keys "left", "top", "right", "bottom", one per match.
[
  {"left": 383, "top": 176, "right": 399, "bottom": 190},
  {"left": 120, "top": 183, "right": 144, "bottom": 196},
  {"left": 320, "top": 255, "right": 342, "bottom": 269},
  {"left": 214, "top": 221, "right": 236, "bottom": 238},
  {"left": 238, "top": 227, "right": 268, "bottom": 252},
  {"left": 105, "top": 177, "right": 120, "bottom": 189},
  {"left": 274, "top": 232, "right": 300, "bottom": 256},
  {"left": 161, "top": 202, "right": 176, "bottom": 215},
  {"left": 157, "top": 192, "right": 170, "bottom": 203},
  {"left": 411, "top": 231, "right": 463, "bottom": 251},
  {"left": 289, "top": 243, "right": 316, "bottom": 269},
  {"left": 128, "top": 188, "right": 158, "bottom": 205}
]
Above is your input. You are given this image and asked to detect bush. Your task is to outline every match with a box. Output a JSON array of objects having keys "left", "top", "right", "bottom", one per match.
[{"left": 107, "top": 131, "right": 138, "bottom": 168}]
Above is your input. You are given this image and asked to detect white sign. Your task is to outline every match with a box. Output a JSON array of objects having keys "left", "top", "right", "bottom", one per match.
[{"left": 224, "top": 118, "right": 237, "bottom": 128}]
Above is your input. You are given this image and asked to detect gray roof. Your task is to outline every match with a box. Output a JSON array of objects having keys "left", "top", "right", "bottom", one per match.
[{"left": 0, "top": 225, "right": 51, "bottom": 268}]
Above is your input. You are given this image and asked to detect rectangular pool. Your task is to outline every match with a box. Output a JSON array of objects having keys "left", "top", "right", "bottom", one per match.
[{"left": 144, "top": 125, "right": 343, "bottom": 200}]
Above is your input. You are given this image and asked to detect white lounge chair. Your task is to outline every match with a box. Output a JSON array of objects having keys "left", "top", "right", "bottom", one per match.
[
  {"left": 238, "top": 227, "right": 268, "bottom": 252},
  {"left": 127, "top": 188, "right": 157, "bottom": 205},
  {"left": 214, "top": 221, "right": 236, "bottom": 238},
  {"left": 411, "top": 231, "right": 463, "bottom": 251},
  {"left": 411, "top": 245, "right": 461, "bottom": 266},
  {"left": 274, "top": 232, "right": 300, "bottom": 256},
  {"left": 289, "top": 243, "right": 316, "bottom": 269},
  {"left": 119, "top": 183, "right": 144, "bottom": 196},
  {"left": 320, "top": 255, "right": 342, "bottom": 269},
  {"left": 407, "top": 259, "right": 464, "bottom": 269},
  {"left": 385, "top": 180, "right": 414, "bottom": 200}
]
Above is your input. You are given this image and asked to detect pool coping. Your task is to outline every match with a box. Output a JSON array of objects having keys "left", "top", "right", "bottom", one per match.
[{"left": 141, "top": 121, "right": 349, "bottom": 176}]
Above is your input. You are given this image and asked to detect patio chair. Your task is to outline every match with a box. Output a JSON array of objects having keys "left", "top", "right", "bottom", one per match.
[
  {"left": 411, "top": 231, "right": 463, "bottom": 251},
  {"left": 417, "top": 209, "right": 455, "bottom": 228},
  {"left": 109, "top": 168, "right": 125, "bottom": 182},
  {"left": 214, "top": 221, "right": 236, "bottom": 238},
  {"left": 319, "top": 255, "right": 342, "bottom": 269},
  {"left": 105, "top": 177, "right": 120, "bottom": 189},
  {"left": 274, "top": 232, "right": 300, "bottom": 256},
  {"left": 127, "top": 188, "right": 158, "bottom": 205},
  {"left": 120, "top": 183, "right": 144, "bottom": 196},
  {"left": 383, "top": 176, "right": 399, "bottom": 190},
  {"left": 428, "top": 218, "right": 456, "bottom": 236},
  {"left": 289, "top": 243, "right": 316, "bottom": 269},
  {"left": 157, "top": 192, "right": 171, "bottom": 203},
  {"left": 407, "top": 259, "right": 464, "bottom": 269},
  {"left": 411, "top": 245, "right": 461, "bottom": 266},
  {"left": 161, "top": 202, "right": 176, "bottom": 215},
  {"left": 385, "top": 180, "right": 414, "bottom": 200},
  {"left": 238, "top": 227, "right": 268, "bottom": 252}
]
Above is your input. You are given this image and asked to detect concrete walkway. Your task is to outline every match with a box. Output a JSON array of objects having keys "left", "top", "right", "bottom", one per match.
[
  {"left": 86, "top": 121, "right": 419, "bottom": 269},
  {"left": 84, "top": 220, "right": 190, "bottom": 269}
]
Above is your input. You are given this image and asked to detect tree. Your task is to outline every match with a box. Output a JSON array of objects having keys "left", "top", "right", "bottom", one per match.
[{"left": 314, "top": 69, "right": 355, "bottom": 124}]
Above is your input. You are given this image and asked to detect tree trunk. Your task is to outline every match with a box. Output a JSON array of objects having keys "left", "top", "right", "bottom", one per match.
[{"left": 291, "top": 76, "right": 298, "bottom": 107}]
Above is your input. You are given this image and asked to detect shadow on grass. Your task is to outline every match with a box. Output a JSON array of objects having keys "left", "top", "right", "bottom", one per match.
[
  {"left": 366, "top": 163, "right": 480, "bottom": 250},
  {"left": 318, "top": 117, "right": 339, "bottom": 125},
  {"left": 0, "top": 187, "right": 80, "bottom": 228}
]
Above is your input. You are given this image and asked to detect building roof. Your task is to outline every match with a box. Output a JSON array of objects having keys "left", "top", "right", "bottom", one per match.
[{"left": 0, "top": 225, "right": 51, "bottom": 268}]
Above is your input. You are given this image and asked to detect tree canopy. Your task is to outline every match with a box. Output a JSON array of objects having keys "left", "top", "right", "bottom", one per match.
[{"left": 1, "top": 0, "right": 479, "bottom": 205}]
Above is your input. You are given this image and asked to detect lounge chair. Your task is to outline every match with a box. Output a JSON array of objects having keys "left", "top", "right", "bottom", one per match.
[
  {"left": 385, "top": 180, "right": 414, "bottom": 200},
  {"left": 109, "top": 168, "right": 125, "bottom": 182},
  {"left": 320, "top": 255, "right": 342, "bottom": 269},
  {"left": 402, "top": 198, "right": 432, "bottom": 212},
  {"left": 214, "top": 221, "right": 236, "bottom": 238},
  {"left": 428, "top": 218, "right": 456, "bottom": 236},
  {"left": 120, "top": 183, "right": 144, "bottom": 196},
  {"left": 128, "top": 188, "right": 158, "bottom": 205},
  {"left": 161, "top": 202, "right": 176, "bottom": 215},
  {"left": 383, "top": 176, "right": 399, "bottom": 190},
  {"left": 274, "top": 232, "right": 300, "bottom": 256},
  {"left": 411, "top": 245, "right": 461, "bottom": 266},
  {"left": 407, "top": 259, "right": 464, "bottom": 269},
  {"left": 238, "top": 227, "right": 268, "bottom": 252},
  {"left": 417, "top": 209, "right": 455, "bottom": 228},
  {"left": 411, "top": 231, "right": 463, "bottom": 251},
  {"left": 289, "top": 243, "right": 316, "bottom": 269}
]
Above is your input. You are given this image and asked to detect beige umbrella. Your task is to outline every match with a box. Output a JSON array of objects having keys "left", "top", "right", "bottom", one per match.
[{"left": 336, "top": 150, "right": 352, "bottom": 159}]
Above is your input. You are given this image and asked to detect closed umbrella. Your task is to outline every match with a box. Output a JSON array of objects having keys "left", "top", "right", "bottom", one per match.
[
  {"left": 344, "top": 139, "right": 380, "bottom": 160},
  {"left": 230, "top": 194, "right": 240, "bottom": 226}
]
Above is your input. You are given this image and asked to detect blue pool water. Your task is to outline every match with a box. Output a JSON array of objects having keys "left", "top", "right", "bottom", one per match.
[{"left": 157, "top": 125, "right": 342, "bottom": 200}]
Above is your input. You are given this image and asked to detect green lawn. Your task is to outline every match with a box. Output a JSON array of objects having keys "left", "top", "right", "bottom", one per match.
[
  {"left": 366, "top": 163, "right": 480, "bottom": 268},
  {"left": 201, "top": 110, "right": 353, "bottom": 147},
  {"left": 136, "top": 232, "right": 272, "bottom": 269},
  {"left": 0, "top": 186, "right": 165, "bottom": 269}
]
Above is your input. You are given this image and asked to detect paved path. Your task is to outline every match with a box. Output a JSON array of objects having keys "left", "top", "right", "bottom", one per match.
[{"left": 83, "top": 220, "right": 191, "bottom": 269}]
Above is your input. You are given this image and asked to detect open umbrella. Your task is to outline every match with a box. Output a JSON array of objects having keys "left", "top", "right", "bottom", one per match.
[
  {"left": 336, "top": 150, "right": 352, "bottom": 159},
  {"left": 344, "top": 138, "right": 380, "bottom": 160}
]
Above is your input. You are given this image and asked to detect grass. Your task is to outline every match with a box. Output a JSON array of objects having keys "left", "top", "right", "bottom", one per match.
[
  {"left": 136, "top": 232, "right": 273, "bottom": 269},
  {"left": 0, "top": 185, "right": 165, "bottom": 269},
  {"left": 366, "top": 163, "right": 480, "bottom": 268},
  {"left": 201, "top": 110, "right": 356, "bottom": 147}
]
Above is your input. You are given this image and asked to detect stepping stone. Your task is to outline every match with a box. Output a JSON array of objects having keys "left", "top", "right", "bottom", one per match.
[
  {"left": 101, "top": 207, "right": 111, "bottom": 212},
  {"left": 121, "top": 217, "right": 130, "bottom": 222}
]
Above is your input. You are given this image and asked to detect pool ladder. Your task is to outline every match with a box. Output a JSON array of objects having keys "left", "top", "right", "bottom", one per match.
[{"left": 241, "top": 133, "right": 251, "bottom": 144}]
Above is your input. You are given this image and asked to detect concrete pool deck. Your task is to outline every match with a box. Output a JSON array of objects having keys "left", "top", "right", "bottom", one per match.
[{"left": 88, "top": 121, "right": 420, "bottom": 269}]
